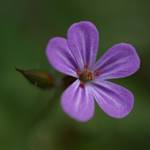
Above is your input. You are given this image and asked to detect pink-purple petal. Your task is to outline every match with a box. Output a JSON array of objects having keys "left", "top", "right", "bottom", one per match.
[
  {"left": 67, "top": 21, "right": 99, "bottom": 70},
  {"left": 90, "top": 80, "right": 134, "bottom": 118},
  {"left": 94, "top": 43, "right": 140, "bottom": 79},
  {"left": 61, "top": 79, "right": 95, "bottom": 122},
  {"left": 46, "top": 37, "right": 77, "bottom": 77}
]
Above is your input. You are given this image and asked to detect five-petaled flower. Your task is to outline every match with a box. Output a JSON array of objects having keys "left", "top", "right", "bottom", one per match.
[{"left": 46, "top": 21, "right": 140, "bottom": 122}]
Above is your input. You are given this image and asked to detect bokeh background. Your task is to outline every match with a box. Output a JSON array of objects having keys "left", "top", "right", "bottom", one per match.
[{"left": 1, "top": 0, "right": 150, "bottom": 150}]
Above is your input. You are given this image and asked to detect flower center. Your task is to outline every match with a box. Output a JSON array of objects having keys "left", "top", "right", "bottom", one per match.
[
  {"left": 79, "top": 70, "right": 93, "bottom": 82},
  {"left": 76, "top": 66, "right": 93, "bottom": 84}
]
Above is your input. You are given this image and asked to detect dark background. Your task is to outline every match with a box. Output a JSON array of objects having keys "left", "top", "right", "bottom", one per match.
[{"left": 0, "top": 0, "right": 150, "bottom": 150}]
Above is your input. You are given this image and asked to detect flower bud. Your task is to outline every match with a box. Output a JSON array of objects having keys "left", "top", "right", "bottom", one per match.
[{"left": 16, "top": 68, "right": 54, "bottom": 90}]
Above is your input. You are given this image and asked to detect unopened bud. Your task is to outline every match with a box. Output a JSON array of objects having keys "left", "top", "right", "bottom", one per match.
[{"left": 16, "top": 68, "right": 54, "bottom": 90}]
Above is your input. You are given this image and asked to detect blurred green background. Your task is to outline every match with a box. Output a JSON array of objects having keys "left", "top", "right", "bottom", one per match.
[{"left": 0, "top": 0, "right": 150, "bottom": 150}]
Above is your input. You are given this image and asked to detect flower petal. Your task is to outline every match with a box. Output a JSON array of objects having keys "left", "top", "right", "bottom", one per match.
[
  {"left": 46, "top": 37, "right": 78, "bottom": 77},
  {"left": 67, "top": 21, "right": 99, "bottom": 70},
  {"left": 61, "top": 79, "right": 95, "bottom": 122},
  {"left": 94, "top": 43, "right": 140, "bottom": 79},
  {"left": 90, "top": 80, "right": 134, "bottom": 118}
]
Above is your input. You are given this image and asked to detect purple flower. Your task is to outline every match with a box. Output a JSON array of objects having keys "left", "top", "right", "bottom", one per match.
[{"left": 46, "top": 21, "right": 140, "bottom": 122}]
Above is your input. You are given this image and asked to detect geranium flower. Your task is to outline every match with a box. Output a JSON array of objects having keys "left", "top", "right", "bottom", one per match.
[{"left": 46, "top": 21, "right": 140, "bottom": 122}]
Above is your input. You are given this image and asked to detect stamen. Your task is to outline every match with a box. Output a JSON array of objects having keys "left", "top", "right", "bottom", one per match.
[
  {"left": 84, "top": 64, "right": 88, "bottom": 71},
  {"left": 94, "top": 70, "right": 100, "bottom": 76},
  {"left": 87, "top": 72, "right": 93, "bottom": 80},
  {"left": 76, "top": 69, "right": 81, "bottom": 76},
  {"left": 80, "top": 82, "right": 84, "bottom": 88}
]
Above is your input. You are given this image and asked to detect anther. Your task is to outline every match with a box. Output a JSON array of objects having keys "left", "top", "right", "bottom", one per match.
[{"left": 94, "top": 70, "right": 100, "bottom": 76}]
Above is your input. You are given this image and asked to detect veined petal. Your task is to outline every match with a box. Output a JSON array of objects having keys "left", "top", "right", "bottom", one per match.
[
  {"left": 90, "top": 80, "right": 134, "bottom": 118},
  {"left": 61, "top": 79, "right": 95, "bottom": 122},
  {"left": 94, "top": 43, "right": 140, "bottom": 79},
  {"left": 46, "top": 37, "right": 77, "bottom": 77},
  {"left": 67, "top": 21, "right": 99, "bottom": 70}
]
